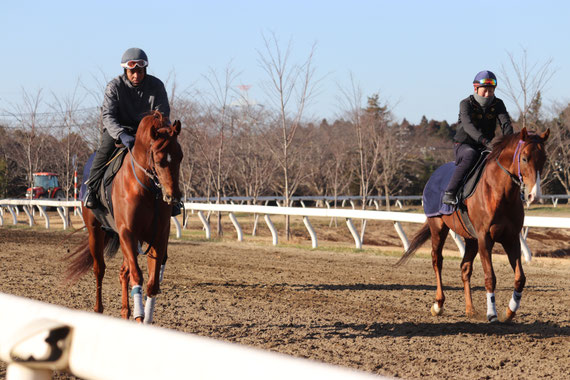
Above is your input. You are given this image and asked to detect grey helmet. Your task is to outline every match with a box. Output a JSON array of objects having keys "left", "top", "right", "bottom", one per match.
[{"left": 120, "top": 48, "right": 148, "bottom": 68}]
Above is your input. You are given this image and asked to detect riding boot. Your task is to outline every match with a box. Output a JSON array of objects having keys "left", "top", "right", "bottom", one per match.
[
  {"left": 84, "top": 130, "right": 117, "bottom": 209},
  {"left": 84, "top": 187, "right": 100, "bottom": 209}
]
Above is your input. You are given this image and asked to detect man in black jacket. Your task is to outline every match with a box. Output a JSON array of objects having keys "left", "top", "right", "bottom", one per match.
[
  {"left": 442, "top": 70, "right": 513, "bottom": 205},
  {"left": 84, "top": 47, "right": 170, "bottom": 209}
]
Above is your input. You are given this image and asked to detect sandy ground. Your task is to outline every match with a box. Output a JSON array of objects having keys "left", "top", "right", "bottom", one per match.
[{"left": 0, "top": 210, "right": 569, "bottom": 379}]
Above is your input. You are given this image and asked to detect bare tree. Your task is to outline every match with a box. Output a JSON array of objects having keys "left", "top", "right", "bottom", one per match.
[
  {"left": 500, "top": 48, "right": 556, "bottom": 130},
  {"left": 545, "top": 103, "right": 570, "bottom": 194},
  {"left": 50, "top": 80, "right": 90, "bottom": 199},
  {"left": 258, "top": 32, "right": 318, "bottom": 240},
  {"left": 338, "top": 74, "right": 381, "bottom": 209},
  {"left": 5, "top": 89, "right": 47, "bottom": 193}
]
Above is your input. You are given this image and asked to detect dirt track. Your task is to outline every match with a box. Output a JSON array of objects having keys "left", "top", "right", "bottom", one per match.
[{"left": 0, "top": 219, "right": 569, "bottom": 379}]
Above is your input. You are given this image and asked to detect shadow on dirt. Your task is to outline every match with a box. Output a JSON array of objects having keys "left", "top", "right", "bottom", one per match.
[
  {"left": 315, "top": 320, "right": 570, "bottom": 339},
  {"left": 195, "top": 281, "right": 484, "bottom": 292}
]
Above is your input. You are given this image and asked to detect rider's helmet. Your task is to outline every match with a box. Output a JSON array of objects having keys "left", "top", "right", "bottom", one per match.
[
  {"left": 120, "top": 48, "right": 148, "bottom": 69},
  {"left": 473, "top": 70, "right": 497, "bottom": 89}
]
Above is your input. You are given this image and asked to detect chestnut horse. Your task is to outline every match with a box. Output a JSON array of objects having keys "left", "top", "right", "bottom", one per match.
[
  {"left": 67, "top": 111, "right": 183, "bottom": 323},
  {"left": 397, "top": 128, "right": 549, "bottom": 322}
]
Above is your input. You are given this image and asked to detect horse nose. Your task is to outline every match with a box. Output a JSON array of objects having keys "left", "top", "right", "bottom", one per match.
[{"left": 163, "top": 194, "right": 173, "bottom": 204}]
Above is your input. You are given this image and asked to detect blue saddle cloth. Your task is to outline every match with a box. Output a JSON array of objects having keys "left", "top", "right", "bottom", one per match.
[
  {"left": 79, "top": 152, "right": 95, "bottom": 201},
  {"left": 423, "top": 162, "right": 455, "bottom": 217}
]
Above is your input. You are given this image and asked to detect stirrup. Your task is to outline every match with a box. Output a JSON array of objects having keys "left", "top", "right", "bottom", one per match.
[
  {"left": 84, "top": 189, "right": 100, "bottom": 209},
  {"left": 442, "top": 191, "right": 458, "bottom": 206}
]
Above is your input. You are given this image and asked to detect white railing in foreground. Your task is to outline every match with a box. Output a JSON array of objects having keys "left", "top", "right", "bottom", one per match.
[{"left": 0, "top": 293, "right": 382, "bottom": 380}]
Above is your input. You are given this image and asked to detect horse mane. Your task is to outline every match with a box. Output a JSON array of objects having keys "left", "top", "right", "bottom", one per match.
[{"left": 487, "top": 133, "right": 520, "bottom": 161}]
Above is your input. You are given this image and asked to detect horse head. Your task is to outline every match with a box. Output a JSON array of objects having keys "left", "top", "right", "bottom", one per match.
[
  {"left": 137, "top": 111, "right": 183, "bottom": 205},
  {"left": 517, "top": 127, "right": 550, "bottom": 205}
]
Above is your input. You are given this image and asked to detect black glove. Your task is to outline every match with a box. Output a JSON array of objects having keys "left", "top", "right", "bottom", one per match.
[
  {"left": 479, "top": 137, "right": 492, "bottom": 150},
  {"left": 119, "top": 133, "right": 135, "bottom": 149}
]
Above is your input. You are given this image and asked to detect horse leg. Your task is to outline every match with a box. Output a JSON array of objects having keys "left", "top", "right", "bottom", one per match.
[
  {"left": 119, "top": 259, "right": 131, "bottom": 319},
  {"left": 86, "top": 218, "right": 106, "bottom": 314},
  {"left": 502, "top": 239, "right": 525, "bottom": 322},
  {"left": 143, "top": 241, "right": 167, "bottom": 325},
  {"left": 119, "top": 231, "right": 144, "bottom": 322},
  {"left": 428, "top": 218, "right": 449, "bottom": 316},
  {"left": 460, "top": 239, "right": 479, "bottom": 318},
  {"left": 478, "top": 235, "right": 498, "bottom": 322}
]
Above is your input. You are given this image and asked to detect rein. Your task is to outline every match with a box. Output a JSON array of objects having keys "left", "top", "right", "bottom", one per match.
[
  {"left": 495, "top": 139, "right": 526, "bottom": 201},
  {"left": 128, "top": 146, "right": 161, "bottom": 255},
  {"left": 129, "top": 147, "right": 163, "bottom": 195}
]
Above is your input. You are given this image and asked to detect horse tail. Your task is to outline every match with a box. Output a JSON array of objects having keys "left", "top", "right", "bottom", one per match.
[
  {"left": 64, "top": 231, "right": 120, "bottom": 284},
  {"left": 394, "top": 222, "right": 431, "bottom": 267},
  {"left": 64, "top": 235, "right": 93, "bottom": 283},
  {"left": 104, "top": 231, "right": 120, "bottom": 258}
]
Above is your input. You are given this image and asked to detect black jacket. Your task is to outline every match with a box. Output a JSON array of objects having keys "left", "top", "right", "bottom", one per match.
[
  {"left": 453, "top": 95, "right": 513, "bottom": 146},
  {"left": 102, "top": 73, "right": 170, "bottom": 139}
]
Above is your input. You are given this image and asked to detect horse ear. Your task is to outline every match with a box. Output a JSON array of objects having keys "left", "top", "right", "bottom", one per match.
[
  {"left": 521, "top": 127, "right": 528, "bottom": 140},
  {"left": 540, "top": 128, "right": 550, "bottom": 142},
  {"left": 172, "top": 120, "right": 181, "bottom": 136}
]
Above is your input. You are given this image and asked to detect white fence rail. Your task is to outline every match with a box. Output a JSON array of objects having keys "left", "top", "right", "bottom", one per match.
[
  {"left": 2, "top": 199, "right": 570, "bottom": 263},
  {"left": 0, "top": 293, "right": 381, "bottom": 380}
]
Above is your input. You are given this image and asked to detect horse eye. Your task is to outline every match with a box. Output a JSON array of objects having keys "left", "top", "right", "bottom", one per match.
[{"left": 522, "top": 157, "right": 528, "bottom": 163}]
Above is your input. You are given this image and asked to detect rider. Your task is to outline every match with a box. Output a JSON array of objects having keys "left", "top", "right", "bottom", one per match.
[
  {"left": 84, "top": 47, "right": 170, "bottom": 209},
  {"left": 442, "top": 70, "right": 514, "bottom": 206}
]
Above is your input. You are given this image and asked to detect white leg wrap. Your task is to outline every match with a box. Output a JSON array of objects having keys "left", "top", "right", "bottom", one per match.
[
  {"left": 486, "top": 292, "right": 497, "bottom": 321},
  {"left": 159, "top": 264, "right": 166, "bottom": 283},
  {"left": 508, "top": 290, "right": 522, "bottom": 312},
  {"left": 144, "top": 296, "right": 156, "bottom": 325},
  {"left": 131, "top": 285, "right": 144, "bottom": 320},
  {"left": 433, "top": 303, "right": 441, "bottom": 314}
]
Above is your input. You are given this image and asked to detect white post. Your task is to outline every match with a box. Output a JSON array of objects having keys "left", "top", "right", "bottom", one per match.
[
  {"left": 520, "top": 233, "right": 532, "bottom": 262},
  {"left": 171, "top": 216, "right": 181, "bottom": 238},
  {"left": 197, "top": 211, "right": 211, "bottom": 240},
  {"left": 346, "top": 218, "right": 362, "bottom": 249},
  {"left": 6, "top": 363, "right": 52, "bottom": 380},
  {"left": 449, "top": 231, "right": 465, "bottom": 257},
  {"left": 264, "top": 215, "right": 278, "bottom": 246},
  {"left": 8, "top": 206, "right": 17, "bottom": 225},
  {"left": 22, "top": 206, "right": 34, "bottom": 227},
  {"left": 56, "top": 207, "right": 68, "bottom": 230},
  {"left": 303, "top": 216, "right": 318, "bottom": 249},
  {"left": 228, "top": 212, "right": 243, "bottom": 242},
  {"left": 252, "top": 214, "right": 259, "bottom": 236},
  {"left": 393, "top": 221, "right": 409, "bottom": 251}
]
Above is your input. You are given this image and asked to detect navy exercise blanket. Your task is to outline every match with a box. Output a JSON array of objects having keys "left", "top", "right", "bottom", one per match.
[
  {"left": 423, "top": 162, "right": 455, "bottom": 217},
  {"left": 79, "top": 152, "right": 96, "bottom": 201}
]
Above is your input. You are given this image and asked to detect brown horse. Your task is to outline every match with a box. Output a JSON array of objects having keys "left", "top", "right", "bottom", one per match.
[
  {"left": 397, "top": 127, "right": 549, "bottom": 322},
  {"left": 67, "top": 111, "right": 183, "bottom": 323}
]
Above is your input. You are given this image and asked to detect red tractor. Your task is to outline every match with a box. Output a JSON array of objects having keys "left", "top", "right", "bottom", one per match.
[{"left": 26, "top": 172, "right": 66, "bottom": 200}]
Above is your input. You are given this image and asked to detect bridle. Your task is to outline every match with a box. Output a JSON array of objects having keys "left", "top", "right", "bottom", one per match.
[
  {"left": 129, "top": 145, "right": 163, "bottom": 198},
  {"left": 495, "top": 139, "right": 533, "bottom": 201}
]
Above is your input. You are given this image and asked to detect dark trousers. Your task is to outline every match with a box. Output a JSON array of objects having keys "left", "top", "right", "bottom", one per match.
[
  {"left": 445, "top": 143, "right": 481, "bottom": 193},
  {"left": 87, "top": 130, "right": 118, "bottom": 192}
]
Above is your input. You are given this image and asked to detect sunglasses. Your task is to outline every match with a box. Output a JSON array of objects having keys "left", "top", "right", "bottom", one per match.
[
  {"left": 476, "top": 78, "right": 497, "bottom": 86},
  {"left": 121, "top": 59, "right": 148, "bottom": 69}
]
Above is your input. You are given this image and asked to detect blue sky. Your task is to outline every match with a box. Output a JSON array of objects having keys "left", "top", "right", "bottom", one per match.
[{"left": 2, "top": 0, "right": 568, "bottom": 124}]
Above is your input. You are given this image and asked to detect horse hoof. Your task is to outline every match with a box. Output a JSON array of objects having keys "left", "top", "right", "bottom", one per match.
[
  {"left": 488, "top": 315, "right": 499, "bottom": 323},
  {"left": 135, "top": 316, "right": 144, "bottom": 324},
  {"left": 431, "top": 303, "right": 443, "bottom": 316},
  {"left": 504, "top": 308, "right": 516, "bottom": 322}
]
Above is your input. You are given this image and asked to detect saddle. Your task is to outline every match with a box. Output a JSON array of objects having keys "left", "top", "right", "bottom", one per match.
[
  {"left": 423, "top": 150, "right": 490, "bottom": 238},
  {"left": 80, "top": 148, "right": 127, "bottom": 232}
]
